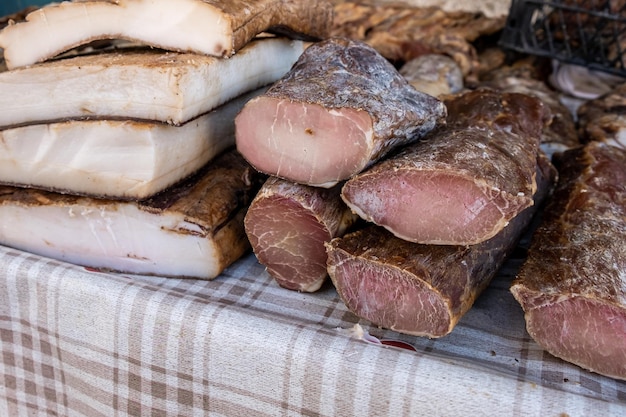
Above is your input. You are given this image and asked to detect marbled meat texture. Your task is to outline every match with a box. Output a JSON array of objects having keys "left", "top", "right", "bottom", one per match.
[
  {"left": 235, "top": 37, "right": 447, "bottom": 188},
  {"left": 330, "top": 0, "right": 506, "bottom": 75},
  {"left": 341, "top": 89, "right": 548, "bottom": 245},
  {"left": 577, "top": 83, "right": 626, "bottom": 150},
  {"left": 511, "top": 142, "right": 626, "bottom": 381},
  {"left": 0, "top": 0, "right": 333, "bottom": 70},
  {"left": 327, "top": 153, "right": 555, "bottom": 338},
  {"left": 244, "top": 177, "right": 358, "bottom": 292}
]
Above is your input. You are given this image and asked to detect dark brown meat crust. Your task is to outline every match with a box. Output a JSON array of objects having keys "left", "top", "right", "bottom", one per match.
[
  {"left": 261, "top": 37, "right": 447, "bottom": 166},
  {"left": 512, "top": 142, "right": 626, "bottom": 302},
  {"left": 511, "top": 142, "right": 626, "bottom": 380},
  {"left": 221, "top": 0, "right": 334, "bottom": 51},
  {"left": 327, "top": 153, "right": 556, "bottom": 337},
  {"left": 330, "top": 0, "right": 506, "bottom": 75}
]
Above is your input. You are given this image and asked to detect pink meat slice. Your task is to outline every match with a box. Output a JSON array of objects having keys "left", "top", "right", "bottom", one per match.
[
  {"left": 341, "top": 89, "right": 548, "bottom": 245},
  {"left": 237, "top": 101, "right": 373, "bottom": 188},
  {"left": 244, "top": 177, "right": 357, "bottom": 292},
  {"left": 235, "top": 37, "right": 446, "bottom": 188},
  {"left": 511, "top": 142, "right": 626, "bottom": 381}
]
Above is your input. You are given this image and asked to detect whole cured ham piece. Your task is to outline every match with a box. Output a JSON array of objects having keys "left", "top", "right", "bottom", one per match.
[
  {"left": 0, "top": 38, "right": 305, "bottom": 128},
  {"left": 0, "top": 150, "right": 263, "bottom": 279},
  {"left": 0, "top": 0, "right": 332, "bottom": 70},
  {"left": 511, "top": 142, "right": 626, "bottom": 381},
  {"left": 326, "top": 154, "right": 555, "bottom": 338},
  {"left": 0, "top": 88, "right": 264, "bottom": 200},
  {"left": 244, "top": 177, "right": 358, "bottom": 292},
  {"left": 235, "top": 37, "right": 447, "bottom": 188},
  {"left": 341, "top": 89, "right": 548, "bottom": 245}
]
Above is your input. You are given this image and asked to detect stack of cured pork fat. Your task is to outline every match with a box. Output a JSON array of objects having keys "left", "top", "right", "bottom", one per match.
[
  {"left": 0, "top": 0, "right": 624, "bottom": 382},
  {"left": 0, "top": 0, "right": 332, "bottom": 278}
]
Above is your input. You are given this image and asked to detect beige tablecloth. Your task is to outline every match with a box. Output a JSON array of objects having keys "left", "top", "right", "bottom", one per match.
[{"left": 0, "top": 243, "right": 624, "bottom": 416}]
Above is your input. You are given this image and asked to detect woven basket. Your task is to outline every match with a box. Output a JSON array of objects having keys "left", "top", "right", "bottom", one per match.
[{"left": 499, "top": 0, "right": 626, "bottom": 76}]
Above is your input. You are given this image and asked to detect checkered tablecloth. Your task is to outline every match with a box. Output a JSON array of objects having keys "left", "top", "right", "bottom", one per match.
[{"left": 0, "top": 243, "right": 624, "bottom": 416}]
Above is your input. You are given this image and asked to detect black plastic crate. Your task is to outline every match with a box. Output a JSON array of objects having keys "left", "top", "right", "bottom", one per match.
[{"left": 499, "top": 0, "right": 626, "bottom": 77}]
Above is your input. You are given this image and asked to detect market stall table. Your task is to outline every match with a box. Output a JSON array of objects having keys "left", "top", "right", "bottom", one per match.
[{"left": 1, "top": 242, "right": 624, "bottom": 416}]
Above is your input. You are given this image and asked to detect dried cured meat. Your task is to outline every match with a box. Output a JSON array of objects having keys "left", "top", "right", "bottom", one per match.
[
  {"left": 244, "top": 178, "right": 358, "bottom": 292},
  {"left": 511, "top": 142, "right": 626, "bottom": 381},
  {"left": 341, "top": 89, "right": 548, "bottom": 245},
  {"left": 235, "top": 37, "right": 446, "bottom": 188},
  {"left": 399, "top": 54, "right": 464, "bottom": 97},
  {"left": 327, "top": 154, "right": 555, "bottom": 338},
  {"left": 577, "top": 83, "right": 626, "bottom": 150}
]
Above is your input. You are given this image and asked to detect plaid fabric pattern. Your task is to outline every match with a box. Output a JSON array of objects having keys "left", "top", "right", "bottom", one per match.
[{"left": 1, "top": 245, "right": 624, "bottom": 416}]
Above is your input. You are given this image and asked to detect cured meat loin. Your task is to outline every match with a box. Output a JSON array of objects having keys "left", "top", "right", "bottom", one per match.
[
  {"left": 341, "top": 89, "right": 548, "bottom": 245},
  {"left": 577, "top": 83, "right": 626, "bottom": 150},
  {"left": 327, "top": 154, "right": 555, "bottom": 338},
  {"left": 0, "top": 38, "right": 305, "bottom": 128},
  {"left": 0, "top": 88, "right": 264, "bottom": 200},
  {"left": 0, "top": 0, "right": 332, "bottom": 70},
  {"left": 235, "top": 37, "right": 447, "bottom": 188},
  {"left": 511, "top": 142, "right": 626, "bottom": 381},
  {"left": 0, "top": 149, "right": 264, "bottom": 279},
  {"left": 244, "top": 177, "right": 358, "bottom": 292}
]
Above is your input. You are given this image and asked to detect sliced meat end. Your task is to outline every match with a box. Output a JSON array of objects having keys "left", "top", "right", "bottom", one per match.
[
  {"left": 236, "top": 97, "right": 373, "bottom": 188},
  {"left": 513, "top": 291, "right": 626, "bottom": 381},
  {"left": 245, "top": 195, "right": 332, "bottom": 292},
  {"left": 326, "top": 249, "right": 452, "bottom": 337},
  {"left": 342, "top": 170, "right": 531, "bottom": 245}
]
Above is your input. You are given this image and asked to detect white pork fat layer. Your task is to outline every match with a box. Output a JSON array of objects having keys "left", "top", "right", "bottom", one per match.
[
  {"left": 0, "top": 38, "right": 305, "bottom": 127},
  {"left": 0, "top": 203, "right": 224, "bottom": 278},
  {"left": 0, "top": 88, "right": 265, "bottom": 199},
  {"left": 0, "top": 0, "right": 232, "bottom": 70}
]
